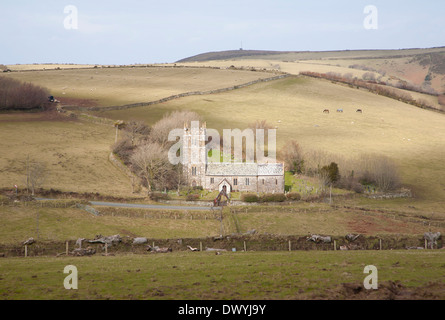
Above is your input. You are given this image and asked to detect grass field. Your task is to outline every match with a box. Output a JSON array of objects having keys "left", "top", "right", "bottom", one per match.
[
  {"left": 0, "top": 205, "right": 221, "bottom": 244},
  {"left": 174, "top": 57, "right": 443, "bottom": 109},
  {"left": 0, "top": 251, "right": 443, "bottom": 300},
  {"left": 1, "top": 201, "right": 443, "bottom": 245},
  {"left": 0, "top": 113, "right": 133, "bottom": 196},
  {"left": 177, "top": 47, "right": 445, "bottom": 94},
  {"left": 2, "top": 66, "right": 276, "bottom": 108}
]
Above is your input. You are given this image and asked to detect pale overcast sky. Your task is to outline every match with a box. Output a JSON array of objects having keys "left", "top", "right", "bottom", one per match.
[{"left": 1, "top": 0, "right": 444, "bottom": 65}]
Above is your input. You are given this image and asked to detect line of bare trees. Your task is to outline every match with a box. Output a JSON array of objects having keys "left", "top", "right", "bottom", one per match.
[
  {"left": 280, "top": 140, "right": 401, "bottom": 193},
  {"left": 0, "top": 77, "right": 50, "bottom": 111}
]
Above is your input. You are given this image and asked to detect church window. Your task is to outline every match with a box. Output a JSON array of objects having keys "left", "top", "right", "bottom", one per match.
[
  {"left": 210, "top": 178, "right": 214, "bottom": 184},
  {"left": 233, "top": 178, "right": 238, "bottom": 186},
  {"left": 192, "top": 167, "right": 197, "bottom": 176},
  {"left": 245, "top": 178, "right": 250, "bottom": 186}
]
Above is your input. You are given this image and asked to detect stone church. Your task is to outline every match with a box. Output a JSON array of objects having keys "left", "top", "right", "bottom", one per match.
[{"left": 182, "top": 122, "right": 284, "bottom": 195}]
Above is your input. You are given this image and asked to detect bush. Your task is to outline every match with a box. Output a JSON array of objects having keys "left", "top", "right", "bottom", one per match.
[
  {"left": 304, "top": 194, "right": 323, "bottom": 202},
  {"left": 259, "top": 193, "right": 286, "bottom": 202},
  {"left": 0, "top": 77, "right": 50, "bottom": 111},
  {"left": 352, "top": 183, "right": 365, "bottom": 194},
  {"left": 241, "top": 193, "right": 259, "bottom": 203},
  {"left": 320, "top": 162, "right": 340, "bottom": 184},
  {"left": 186, "top": 194, "right": 200, "bottom": 201},
  {"left": 149, "top": 192, "right": 170, "bottom": 201},
  {"left": 286, "top": 192, "right": 301, "bottom": 201},
  {"left": 112, "top": 138, "right": 135, "bottom": 165}
]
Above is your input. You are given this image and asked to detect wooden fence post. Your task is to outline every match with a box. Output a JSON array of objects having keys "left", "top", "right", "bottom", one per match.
[
  {"left": 425, "top": 239, "right": 428, "bottom": 249},
  {"left": 379, "top": 239, "right": 382, "bottom": 250},
  {"left": 244, "top": 241, "right": 247, "bottom": 252},
  {"left": 288, "top": 240, "right": 291, "bottom": 252},
  {"left": 25, "top": 245, "right": 28, "bottom": 257},
  {"left": 66, "top": 241, "right": 69, "bottom": 255},
  {"left": 334, "top": 240, "right": 337, "bottom": 251},
  {"left": 200, "top": 242, "right": 202, "bottom": 252}
]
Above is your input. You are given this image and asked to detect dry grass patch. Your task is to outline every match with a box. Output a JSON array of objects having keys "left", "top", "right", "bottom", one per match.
[
  {"left": 3, "top": 66, "right": 276, "bottom": 107},
  {"left": 0, "top": 114, "right": 132, "bottom": 196}
]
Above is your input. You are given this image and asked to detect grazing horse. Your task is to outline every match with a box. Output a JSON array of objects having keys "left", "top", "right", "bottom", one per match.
[
  {"left": 323, "top": 109, "right": 330, "bottom": 114},
  {"left": 356, "top": 109, "right": 362, "bottom": 113},
  {"left": 337, "top": 108, "right": 343, "bottom": 113}
]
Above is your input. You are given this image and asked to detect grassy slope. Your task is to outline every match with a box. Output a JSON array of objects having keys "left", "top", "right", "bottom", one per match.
[
  {"left": 174, "top": 57, "right": 443, "bottom": 108},
  {"left": 0, "top": 114, "right": 132, "bottom": 196},
  {"left": 2, "top": 67, "right": 276, "bottom": 107},
  {"left": 177, "top": 47, "right": 445, "bottom": 94},
  {"left": 0, "top": 206, "right": 220, "bottom": 244},
  {"left": 0, "top": 251, "right": 444, "bottom": 299},
  {"left": 99, "top": 76, "right": 445, "bottom": 207}
]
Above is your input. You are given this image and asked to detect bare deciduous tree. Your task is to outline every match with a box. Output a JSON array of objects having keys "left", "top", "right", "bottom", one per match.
[
  {"left": 25, "top": 158, "right": 47, "bottom": 196},
  {"left": 358, "top": 154, "right": 400, "bottom": 192},
  {"left": 130, "top": 143, "right": 173, "bottom": 194},
  {"left": 280, "top": 140, "right": 305, "bottom": 174},
  {"left": 149, "top": 110, "right": 201, "bottom": 147},
  {"left": 122, "top": 120, "right": 151, "bottom": 146}
]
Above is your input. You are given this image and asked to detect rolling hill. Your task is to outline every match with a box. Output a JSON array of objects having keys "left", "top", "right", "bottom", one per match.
[{"left": 177, "top": 47, "right": 445, "bottom": 96}]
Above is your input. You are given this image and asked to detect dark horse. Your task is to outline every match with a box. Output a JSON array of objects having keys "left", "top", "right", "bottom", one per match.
[
  {"left": 356, "top": 109, "right": 363, "bottom": 113},
  {"left": 323, "top": 109, "right": 330, "bottom": 114}
]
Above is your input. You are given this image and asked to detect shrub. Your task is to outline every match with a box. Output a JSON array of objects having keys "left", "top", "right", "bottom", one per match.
[
  {"left": 260, "top": 193, "right": 286, "bottom": 202},
  {"left": 320, "top": 162, "right": 340, "bottom": 184},
  {"left": 352, "top": 183, "right": 365, "bottom": 194},
  {"left": 149, "top": 192, "right": 170, "bottom": 201},
  {"left": 186, "top": 194, "right": 200, "bottom": 201},
  {"left": 304, "top": 194, "right": 323, "bottom": 202},
  {"left": 0, "top": 77, "right": 50, "bottom": 111},
  {"left": 241, "top": 193, "right": 259, "bottom": 203},
  {"left": 112, "top": 138, "right": 135, "bottom": 165},
  {"left": 286, "top": 192, "right": 301, "bottom": 201}
]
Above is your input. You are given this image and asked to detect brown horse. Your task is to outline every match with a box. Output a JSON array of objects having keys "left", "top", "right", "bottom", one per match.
[
  {"left": 356, "top": 109, "right": 363, "bottom": 113},
  {"left": 323, "top": 109, "right": 330, "bottom": 114}
]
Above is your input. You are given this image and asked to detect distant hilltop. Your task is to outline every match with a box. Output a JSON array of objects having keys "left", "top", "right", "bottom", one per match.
[
  {"left": 176, "top": 46, "right": 445, "bottom": 63},
  {"left": 176, "top": 50, "right": 287, "bottom": 62}
]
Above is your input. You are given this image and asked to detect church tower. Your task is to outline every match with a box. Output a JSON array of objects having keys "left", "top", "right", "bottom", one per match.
[{"left": 182, "top": 121, "right": 207, "bottom": 187}]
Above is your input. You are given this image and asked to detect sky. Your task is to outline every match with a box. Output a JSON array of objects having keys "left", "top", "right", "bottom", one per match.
[{"left": 1, "top": 0, "right": 444, "bottom": 65}]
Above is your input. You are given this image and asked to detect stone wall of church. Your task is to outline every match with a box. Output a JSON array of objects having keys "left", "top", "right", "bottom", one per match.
[
  {"left": 257, "top": 176, "right": 285, "bottom": 194},
  {"left": 205, "top": 175, "right": 284, "bottom": 193}
]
